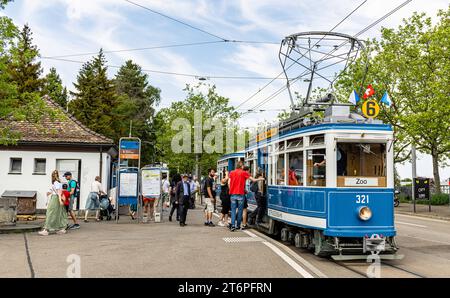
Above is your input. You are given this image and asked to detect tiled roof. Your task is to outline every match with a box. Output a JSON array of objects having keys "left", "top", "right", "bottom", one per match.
[{"left": 3, "top": 97, "right": 114, "bottom": 145}]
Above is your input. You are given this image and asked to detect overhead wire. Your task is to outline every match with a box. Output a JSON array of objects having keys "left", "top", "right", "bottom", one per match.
[
  {"left": 240, "top": 0, "right": 413, "bottom": 117},
  {"left": 235, "top": 0, "right": 369, "bottom": 110}
]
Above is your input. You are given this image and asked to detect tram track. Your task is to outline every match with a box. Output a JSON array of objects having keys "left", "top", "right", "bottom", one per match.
[{"left": 331, "top": 260, "right": 426, "bottom": 278}]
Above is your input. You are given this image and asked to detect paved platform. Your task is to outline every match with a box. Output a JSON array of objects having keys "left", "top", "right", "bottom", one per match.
[{"left": 0, "top": 207, "right": 306, "bottom": 278}]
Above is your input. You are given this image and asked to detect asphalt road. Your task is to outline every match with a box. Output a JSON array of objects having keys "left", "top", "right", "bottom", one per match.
[{"left": 1, "top": 209, "right": 450, "bottom": 278}]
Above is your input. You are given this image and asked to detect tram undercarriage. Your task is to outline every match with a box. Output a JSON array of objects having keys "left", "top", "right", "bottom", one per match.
[{"left": 250, "top": 217, "right": 402, "bottom": 261}]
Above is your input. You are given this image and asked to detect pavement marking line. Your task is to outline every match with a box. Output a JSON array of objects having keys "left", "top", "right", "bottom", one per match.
[
  {"left": 222, "top": 237, "right": 264, "bottom": 243},
  {"left": 396, "top": 221, "right": 427, "bottom": 228},
  {"left": 242, "top": 230, "right": 259, "bottom": 238},
  {"left": 396, "top": 213, "right": 450, "bottom": 224},
  {"left": 262, "top": 241, "right": 314, "bottom": 278},
  {"left": 245, "top": 229, "right": 327, "bottom": 278}
]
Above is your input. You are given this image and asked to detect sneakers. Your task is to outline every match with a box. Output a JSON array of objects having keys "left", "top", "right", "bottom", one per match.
[
  {"left": 38, "top": 229, "right": 49, "bottom": 236},
  {"left": 230, "top": 226, "right": 236, "bottom": 232},
  {"left": 204, "top": 222, "right": 209, "bottom": 226},
  {"left": 56, "top": 229, "right": 67, "bottom": 235},
  {"left": 208, "top": 222, "right": 215, "bottom": 227},
  {"left": 68, "top": 224, "right": 80, "bottom": 230},
  {"left": 241, "top": 224, "right": 248, "bottom": 230},
  {"left": 217, "top": 221, "right": 225, "bottom": 227}
]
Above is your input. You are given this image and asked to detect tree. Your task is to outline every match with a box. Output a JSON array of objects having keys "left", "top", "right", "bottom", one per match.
[
  {"left": 0, "top": 3, "right": 56, "bottom": 145},
  {"left": 336, "top": 7, "right": 450, "bottom": 192},
  {"left": 0, "top": 0, "right": 13, "bottom": 9},
  {"left": 154, "top": 84, "right": 240, "bottom": 175},
  {"left": 7, "top": 24, "right": 43, "bottom": 94},
  {"left": 69, "top": 50, "right": 119, "bottom": 139},
  {"left": 113, "top": 60, "right": 161, "bottom": 163},
  {"left": 42, "top": 67, "right": 68, "bottom": 109}
]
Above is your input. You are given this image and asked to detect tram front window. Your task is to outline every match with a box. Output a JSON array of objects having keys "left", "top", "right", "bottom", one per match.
[
  {"left": 337, "top": 143, "right": 387, "bottom": 187},
  {"left": 307, "top": 149, "right": 326, "bottom": 187}
]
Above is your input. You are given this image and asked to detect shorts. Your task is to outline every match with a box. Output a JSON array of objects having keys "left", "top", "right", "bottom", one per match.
[
  {"left": 143, "top": 197, "right": 156, "bottom": 204},
  {"left": 67, "top": 197, "right": 75, "bottom": 212},
  {"left": 205, "top": 198, "right": 215, "bottom": 213}
]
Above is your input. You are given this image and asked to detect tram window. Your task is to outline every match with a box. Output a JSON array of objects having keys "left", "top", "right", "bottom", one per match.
[
  {"left": 275, "top": 141, "right": 285, "bottom": 152},
  {"left": 287, "top": 137, "right": 303, "bottom": 149},
  {"left": 307, "top": 149, "right": 326, "bottom": 187},
  {"left": 310, "top": 134, "right": 325, "bottom": 146},
  {"left": 268, "top": 156, "right": 273, "bottom": 185},
  {"left": 276, "top": 154, "right": 286, "bottom": 185},
  {"left": 288, "top": 151, "right": 303, "bottom": 186},
  {"left": 337, "top": 143, "right": 387, "bottom": 187},
  {"left": 248, "top": 160, "right": 255, "bottom": 176}
]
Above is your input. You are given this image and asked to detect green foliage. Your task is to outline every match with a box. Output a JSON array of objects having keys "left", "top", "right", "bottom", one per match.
[
  {"left": 69, "top": 50, "right": 119, "bottom": 140},
  {"left": 335, "top": 7, "right": 450, "bottom": 191},
  {"left": 0, "top": 0, "right": 12, "bottom": 9},
  {"left": 7, "top": 24, "right": 43, "bottom": 94},
  {"left": 416, "top": 193, "right": 450, "bottom": 205},
  {"left": 113, "top": 60, "right": 161, "bottom": 163},
  {"left": 0, "top": 17, "right": 55, "bottom": 145},
  {"left": 154, "top": 84, "right": 239, "bottom": 175},
  {"left": 42, "top": 67, "right": 68, "bottom": 109}
]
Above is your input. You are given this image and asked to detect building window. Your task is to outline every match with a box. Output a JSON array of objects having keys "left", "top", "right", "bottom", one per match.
[
  {"left": 9, "top": 158, "right": 22, "bottom": 174},
  {"left": 34, "top": 158, "right": 47, "bottom": 174}
]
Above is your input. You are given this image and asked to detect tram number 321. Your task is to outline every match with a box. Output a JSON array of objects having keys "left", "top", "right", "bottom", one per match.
[{"left": 356, "top": 195, "right": 370, "bottom": 204}]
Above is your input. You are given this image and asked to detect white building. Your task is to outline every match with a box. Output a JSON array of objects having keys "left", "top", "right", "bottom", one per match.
[{"left": 0, "top": 99, "right": 116, "bottom": 212}]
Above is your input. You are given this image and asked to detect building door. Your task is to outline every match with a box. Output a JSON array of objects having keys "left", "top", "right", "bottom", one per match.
[{"left": 56, "top": 159, "right": 81, "bottom": 210}]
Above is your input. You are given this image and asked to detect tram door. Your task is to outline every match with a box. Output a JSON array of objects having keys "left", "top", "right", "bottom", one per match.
[{"left": 257, "top": 147, "right": 269, "bottom": 179}]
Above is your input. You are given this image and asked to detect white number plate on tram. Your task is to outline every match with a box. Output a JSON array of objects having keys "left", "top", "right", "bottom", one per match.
[{"left": 345, "top": 177, "right": 378, "bottom": 187}]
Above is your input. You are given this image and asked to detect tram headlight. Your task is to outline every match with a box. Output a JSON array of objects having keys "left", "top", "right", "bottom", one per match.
[{"left": 358, "top": 206, "right": 372, "bottom": 221}]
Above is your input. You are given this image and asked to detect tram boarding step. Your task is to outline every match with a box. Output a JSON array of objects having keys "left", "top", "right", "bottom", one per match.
[{"left": 256, "top": 222, "right": 270, "bottom": 229}]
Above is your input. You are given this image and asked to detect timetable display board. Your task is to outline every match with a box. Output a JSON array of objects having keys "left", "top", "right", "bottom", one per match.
[{"left": 141, "top": 169, "right": 161, "bottom": 197}]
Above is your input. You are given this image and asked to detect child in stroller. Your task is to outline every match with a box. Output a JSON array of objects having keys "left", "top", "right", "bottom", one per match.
[{"left": 98, "top": 194, "right": 114, "bottom": 221}]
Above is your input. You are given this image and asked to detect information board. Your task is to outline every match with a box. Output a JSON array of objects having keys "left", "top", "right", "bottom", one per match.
[
  {"left": 141, "top": 169, "right": 161, "bottom": 197},
  {"left": 119, "top": 172, "right": 138, "bottom": 197}
]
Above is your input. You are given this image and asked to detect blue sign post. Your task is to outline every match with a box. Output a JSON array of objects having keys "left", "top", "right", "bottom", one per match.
[{"left": 116, "top": 138, "right": 141, "bottom": 223}]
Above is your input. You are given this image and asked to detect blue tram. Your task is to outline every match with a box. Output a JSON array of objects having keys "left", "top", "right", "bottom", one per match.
[
  {"left": 216, "top": 152, "right": 245, "bottom": 197},
  {"left": 243, "top": 107, "right": 400, "bottom": 259}
]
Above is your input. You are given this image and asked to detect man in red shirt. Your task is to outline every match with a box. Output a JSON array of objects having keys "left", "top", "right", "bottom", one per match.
[{"left": 228, "top": 161, "right": 264, "bottom": 231}]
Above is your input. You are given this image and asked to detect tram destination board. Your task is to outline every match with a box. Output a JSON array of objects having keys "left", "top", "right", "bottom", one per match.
[{"left": 414, "top": 178, "right": 430, "bottom": 200}]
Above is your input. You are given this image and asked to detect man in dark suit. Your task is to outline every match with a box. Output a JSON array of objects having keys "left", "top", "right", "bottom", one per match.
[{"left": 176, "top": 174, "right": 191, "bottom": 227}]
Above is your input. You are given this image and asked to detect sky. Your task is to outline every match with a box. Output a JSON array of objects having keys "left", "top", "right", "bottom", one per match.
[{"left": 2, "top": 0, "right": 449, "bottom": 182}]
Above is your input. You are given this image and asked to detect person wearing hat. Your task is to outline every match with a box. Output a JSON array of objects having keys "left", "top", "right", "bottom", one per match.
[
  {"left": 175, "top": 174, "right": 191, "bottom": 227},
  {"left": 64, "top": 172, "right": 80, "bottom": 230}
]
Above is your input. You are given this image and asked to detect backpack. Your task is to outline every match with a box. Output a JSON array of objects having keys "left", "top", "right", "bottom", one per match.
[
  {"left": 70, "top": 180, "right": 80, "bottom": 198},
  {"left": 201, "top": 178, "right": 208, "bottom": 195}
]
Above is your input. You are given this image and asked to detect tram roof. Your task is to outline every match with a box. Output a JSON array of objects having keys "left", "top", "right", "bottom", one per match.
[
  {"left": 247, "top": 122, "right": 393, "bottom": 150},
  {"left": 218, "top": 151, "right": 245, "bottom": 162}
]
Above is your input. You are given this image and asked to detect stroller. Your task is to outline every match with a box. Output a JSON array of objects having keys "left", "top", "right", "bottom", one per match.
[{"left": 99, "top": 195, "right": 114, "bottom": 221}]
